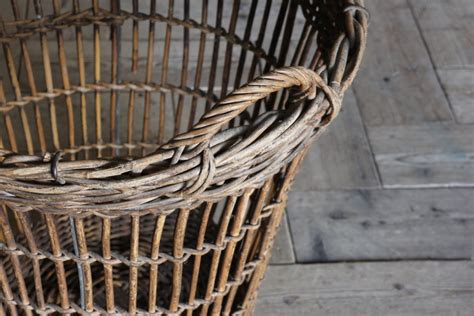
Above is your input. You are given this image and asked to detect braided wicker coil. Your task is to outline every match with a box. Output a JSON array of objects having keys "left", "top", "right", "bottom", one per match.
[{"left": 0, "top": 0, "right": 367, "bottom": 315}]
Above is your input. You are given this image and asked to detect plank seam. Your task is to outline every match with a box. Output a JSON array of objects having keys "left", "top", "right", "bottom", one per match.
[{"left": 406, "top": 0, "right": 458, "bottom": 123}]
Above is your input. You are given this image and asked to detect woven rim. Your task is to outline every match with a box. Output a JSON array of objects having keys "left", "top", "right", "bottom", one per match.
[{"left": 0, "top": 2, "right": 369, "bottom": 216}]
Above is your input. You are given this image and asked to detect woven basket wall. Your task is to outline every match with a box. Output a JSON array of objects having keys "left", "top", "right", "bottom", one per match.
[{"left": 0, "top": 0, "right": 368, "bottom": 315}]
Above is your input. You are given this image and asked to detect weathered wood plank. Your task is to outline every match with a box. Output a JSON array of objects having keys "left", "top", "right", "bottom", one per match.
[
  {"left": 352, "top": 0, "right": 453, "bottom": 126},
  {"left": 286, "top": 189, "right": 474, "bottom": 262},
  {"left": 437, "top": 68, "right": 474, "bottom": 124},
  {"left": 369, "top": 123, "right": 474, "bottom": 154},
  {"left": 410, "top": 0, "right": 474, "bottom": 68},
  {"left": 368, "top": 123, "right": 474, "bottom": 187},
  {"left": 255, "top": 261, "right": 474, "bottom": 316},
  {"left": 409, "top": 0, "right": 474, "bottom": 125},
  {"left": 293, "top": 89, "right": 380, "bottom": 191},
  {"left": 270, "top": 213, "right": 295, "bottom": 264}
]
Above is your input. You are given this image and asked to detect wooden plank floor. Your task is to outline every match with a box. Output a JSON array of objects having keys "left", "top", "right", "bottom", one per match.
[
  {"left": 0, "top": 0, "right": 470, "bottom": 314},
  {"left": 266, "top": 0, "right": 474, "bottom": 314},
  {"left": 256, "top": 261, "right": 474, "bottom": 316}
]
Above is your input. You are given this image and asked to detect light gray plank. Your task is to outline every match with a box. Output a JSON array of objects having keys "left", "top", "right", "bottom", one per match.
[
  {"left": 292, "top": 89, "right": 380, "bottom": 191},
  {"left": 352, "top": 0, "right": 453, "bottom": 126},
  {"left": 286, "top": 189, "right": 474, "bottom": 262},
  {"left": 410, "top": 0, "right": 474, "bottom": 68},
  {"left": 369, "top": 123, "right": 474, "bottom": 154},
  {"left": 255, "top": 261, "right": 474, "bottom": 316},
  {"left": 270, "top": 214, "right": 295, "bottom": 265},
  {"left": 368, "top": 123, "right": 474, "bottom": 187},
  {"left": 437, "top": 68, "right": 474, "bottom": 124}
]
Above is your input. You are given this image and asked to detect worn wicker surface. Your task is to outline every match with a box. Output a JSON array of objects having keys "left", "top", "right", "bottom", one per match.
[{"left": 0, "top": 0, "right": 367, "bottom": 315}]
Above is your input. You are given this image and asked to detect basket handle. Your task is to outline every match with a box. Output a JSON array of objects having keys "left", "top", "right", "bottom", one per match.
[
  {"left": 0, "top": 67, "right": 340, "bottom": 183},
  {"left": 162, "top": 66, "right": 341, "bottom": 151}
]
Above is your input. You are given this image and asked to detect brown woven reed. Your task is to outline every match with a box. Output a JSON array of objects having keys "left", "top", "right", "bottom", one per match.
[{"left": 0, "top": 0, "right": 367, "bottom": 315}]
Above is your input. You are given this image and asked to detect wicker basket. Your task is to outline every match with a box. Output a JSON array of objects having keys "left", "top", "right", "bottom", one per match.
[{"left": 0, "top": 0, "right": 367, "bottom": 315}]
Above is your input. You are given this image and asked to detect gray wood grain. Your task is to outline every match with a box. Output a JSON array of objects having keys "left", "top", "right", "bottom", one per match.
[
  {"left": 368, "top": 123, "right": 474, "bottom": 187},
  {"left": 410, "top": 0, "right": 474, "bottom": 68},
  {"left": 352, "top": 0, "right": 453, "bottom": 126},
  {"left": 255, "top": 261, "right": 474, "bottom": 316},
  {"left": 437, "top": 68, "right": 474, "bottom": 124},
  {"left": 286, "top": 189, "right": 474, "bottom": 262},
  {"left": 292, "top": 89, "right": 380, "bottom": 191},
  {"left": 270, "top": 214, "right": 296, "bottom": 265}
]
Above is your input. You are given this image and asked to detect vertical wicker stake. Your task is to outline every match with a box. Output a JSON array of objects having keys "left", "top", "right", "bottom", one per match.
[
  {"left": 174, "top": 0, "right": 190, "bottom": 136},
  {"left": 205, "top": 0, "right": 223, "bottom": 111},
  {"left": 170, "top": 209, "right": 190, "bottom": 312},
  {"left": 142, "top": 0, "right": 156, "bottom": 156},
  {"left": 110, "top": 0, "right": 122, "bottom": 155},
  {"left": 101, "top": 216, "right": 115, "bottom": 313},
  {"left": 69, "top": 217, "right": 86, "bottom": 310},
  {"left": 158, "top": 0, "right": 174, "bottom": 144},
  {"left": 92, "top": 0, "right": 103, "bottom": 158},
  {"left": 187, "top": 203, "right": 212, "bottom": 316},
  {"left": 188, "top": 0, "right": 208, "bottom": 130},
  {"left": 0, "top": 0, "right": 368, "bottom": 314},
  {"left": 52, "top": 0, "right": 76, "bottom": 160},
  {"left": 33, "top": 0, "right": 61, "bottom": 152},
  {"left": 128, "top": 215, "right": 140, "bottom": 314},
  {"left": 148, "top": 215, "right": 166, "bottom": 313},
  {"left": 72, "top": 0, "right": 90, "bottom": 160}
]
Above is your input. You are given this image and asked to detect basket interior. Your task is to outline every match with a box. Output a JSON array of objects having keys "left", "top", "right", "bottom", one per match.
[{"left": 0, "top": 0, "right": 342, "bottom": 161}]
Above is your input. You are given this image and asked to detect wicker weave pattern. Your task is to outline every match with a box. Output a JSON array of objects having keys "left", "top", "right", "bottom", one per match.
[{"left": 0, "top": 0, "right": 367, "bottom": 315}]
